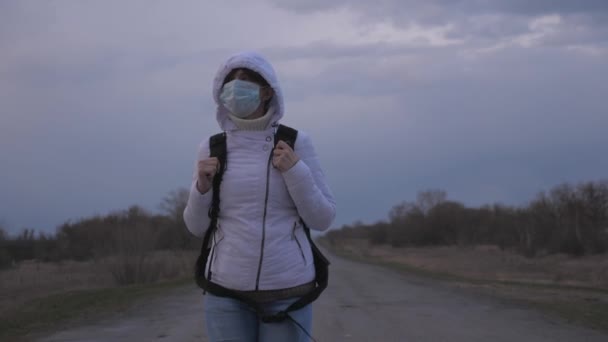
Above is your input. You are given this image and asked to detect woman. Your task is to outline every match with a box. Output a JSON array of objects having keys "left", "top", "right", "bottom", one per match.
[{"left": 183, "top": 51, "right": 336, "bottom": 342}]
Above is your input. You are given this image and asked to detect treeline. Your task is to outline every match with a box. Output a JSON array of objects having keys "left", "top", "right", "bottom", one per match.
[
  {"left": 325, "top": 180, "right": 608, "bottom": 257},
  {"left": 3, "top": 180, "right": 608, "bottom": 271},
  {"left": 0, "top": 189, "right": 198, "bottom": 270}
]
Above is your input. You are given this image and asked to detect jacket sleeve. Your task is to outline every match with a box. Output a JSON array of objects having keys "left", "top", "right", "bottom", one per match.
[
  {"left": 183, "top": 139, "right": 213, "bottom": 238},
  {"left": 281, "top": 131, "right": 336, "bottom": 231}
]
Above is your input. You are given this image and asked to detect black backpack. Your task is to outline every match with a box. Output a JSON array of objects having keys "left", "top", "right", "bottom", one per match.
[{"left": 194, "top": 124, "right": 330, "bottom": 324}]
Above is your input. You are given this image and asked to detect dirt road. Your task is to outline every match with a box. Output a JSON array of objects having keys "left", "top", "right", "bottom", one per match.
[{"left": 36, "top": 250, "right": 607, "bottom": 342}]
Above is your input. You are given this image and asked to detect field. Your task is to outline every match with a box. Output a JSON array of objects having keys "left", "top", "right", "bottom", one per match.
[
  {"left": 330, "top": 238, "right": 608, "bottom": 288},
  {"left": 0, "top": 250, "right": 199, "bottom": 340}
]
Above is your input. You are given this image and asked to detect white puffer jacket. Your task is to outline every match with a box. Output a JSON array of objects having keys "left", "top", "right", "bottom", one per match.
[{"left": 183, "top": 52, "right": 336, "bottom": 291}]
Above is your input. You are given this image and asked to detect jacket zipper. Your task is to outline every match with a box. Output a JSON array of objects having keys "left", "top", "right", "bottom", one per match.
[
  {"left": 293, "top": 222, "right": 306, "bottom": 265},
  {"left": 255, "top": 151, "right": 274, "bottom": 290}
]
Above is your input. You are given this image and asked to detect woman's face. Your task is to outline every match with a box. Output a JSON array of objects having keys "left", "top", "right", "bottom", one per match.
[{"left": 223, "top": 68, "right": 274, "bottom": 103}]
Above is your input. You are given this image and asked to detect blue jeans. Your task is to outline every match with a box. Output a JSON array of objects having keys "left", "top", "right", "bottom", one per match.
[{"left": 204, "top": 293, "right": 313, "bottom": 342}]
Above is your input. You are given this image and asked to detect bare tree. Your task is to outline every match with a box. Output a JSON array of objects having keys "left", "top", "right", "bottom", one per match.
[
  {"left": 158, "top": 188, "right": 197, "bottom": 250},
  {"left": 107, "top": 206, "right": 162, "bottom": 285},
  {"left": 0, "top": 223, "right": 11, "bottom": 269},
  {"left": 416, "top": 189, "right": 447, "bottom": 215},
  {"left": 0, "top": 223, "right": 7, "bottom": 240},
  {"left": 159, "top": 188, "right": 189, "bottom": 222}
]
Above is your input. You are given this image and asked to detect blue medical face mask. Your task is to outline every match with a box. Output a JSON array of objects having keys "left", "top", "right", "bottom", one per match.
[{"left": 220, "top": 79, "right": 262, "bottom": 118}]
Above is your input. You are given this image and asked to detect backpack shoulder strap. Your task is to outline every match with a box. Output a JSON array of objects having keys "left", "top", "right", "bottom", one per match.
[
  {"left": 274, "top": 124, "right": 298, "bottom": 150},
  {"left": 198, "top": 132, "right": 227, "bottom": 284},
  {"left": 209, "top": 132, "right": 227, "bottom": 159},
  {"left": 207, "top": 131, "right": 227, "bottom": 222}
]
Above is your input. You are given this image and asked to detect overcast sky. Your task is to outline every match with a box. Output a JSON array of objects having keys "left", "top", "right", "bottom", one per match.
[{"left": 1, "top": 0, "right": 607, "bottom": 234}]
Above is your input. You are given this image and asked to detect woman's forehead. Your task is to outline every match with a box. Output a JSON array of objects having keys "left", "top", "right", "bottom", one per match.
[
  {"left": 229, "top": 68, "right": 254, "bottom": 77},
  {"left": 224, "top": 68, "right": 268, "bottom": 86}
]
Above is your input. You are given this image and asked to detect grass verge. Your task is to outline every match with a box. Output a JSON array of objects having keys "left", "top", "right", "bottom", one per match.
[{"left": 0, "top": 277, "right": 193, "bottom": 341}]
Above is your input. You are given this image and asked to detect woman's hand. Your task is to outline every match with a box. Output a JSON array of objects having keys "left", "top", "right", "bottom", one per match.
[
  {"left": 196, "top": 157, "right": 220, "bottom": 194},
  {"left": 272, "top": 140, "right": 300, "bottom": 173}
]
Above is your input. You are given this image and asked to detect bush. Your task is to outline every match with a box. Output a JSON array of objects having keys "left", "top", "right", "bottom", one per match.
[
  {"left": 0, "top": 248, "right": 12, "bottom": 270},
  {"left": 327, "top": 181, "right": 608, "bottom": 257}
]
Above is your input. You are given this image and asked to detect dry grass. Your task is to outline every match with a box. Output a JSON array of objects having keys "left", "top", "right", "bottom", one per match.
[
  {"left": 0, "top": 250, "right": 198, "bottom": 317},
  {"left": 334, "top": 238, "right": 608, "bottom": 289}
]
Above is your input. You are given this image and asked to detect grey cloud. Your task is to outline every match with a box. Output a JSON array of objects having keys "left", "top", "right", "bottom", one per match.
[
  {"left": 267, "top": 41, "right": 424, "bottom": 61},
  {"left": 271, "top": 0, "right": 608, "bottom": 46},
  {"left": 484, "top": 0, "right": 608, "bottom": 15},
  {"left": 272, "top": 0, "right": 608, "bottom": 16}
]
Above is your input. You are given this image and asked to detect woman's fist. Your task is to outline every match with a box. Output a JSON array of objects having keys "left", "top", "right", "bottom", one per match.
[
  {"left": 196, "top": 157, "right": 220, "bottom": 194},
  {"left": 272, "top": 140, "right": 299, "bottom": 173}
]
